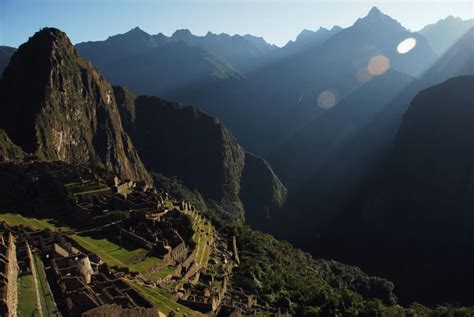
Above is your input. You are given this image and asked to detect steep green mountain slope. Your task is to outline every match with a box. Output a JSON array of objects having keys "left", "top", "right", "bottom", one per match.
[
  {"left": 0, "top": 28, "right": 151, "bottom": 182},
  {"left": 114, "top": 86, "right": 287, "bottom": 222}
]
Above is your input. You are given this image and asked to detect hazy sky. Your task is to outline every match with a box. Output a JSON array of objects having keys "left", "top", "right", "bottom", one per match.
[{"left": 1, "top": 0, "right": 473, "bottom": 47}]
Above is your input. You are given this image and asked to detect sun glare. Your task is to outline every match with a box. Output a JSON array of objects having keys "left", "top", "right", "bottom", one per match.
[
  {"left": 356, "top": 67, "right": 373, "bottom": 83},
  {"left": 318, "top": 90, "right": 337, "bottom": 109},
  {"left": 397, "top": 37, "right": 417, "bottom": 54},
  {"left": 368, "top": 55, "right": 390, "bottom": 76}
]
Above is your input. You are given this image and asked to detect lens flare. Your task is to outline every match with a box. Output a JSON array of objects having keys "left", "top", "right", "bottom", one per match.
[
  {"left": 318, "top": 90, "right": 337, "bottom": 109},
  {"left": 397, "top": 37, "right": 417, "bottom": 54},
  {"left": 356, "top": 67, "right": 373, "bottom": 84},
  {"left": 368, "top": 55, "right": 390, "bottom": 76}
]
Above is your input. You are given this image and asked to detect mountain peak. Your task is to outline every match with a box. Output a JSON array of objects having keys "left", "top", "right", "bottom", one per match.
[
  {"left": 13, "top": 27, "right": 76, "bottom": 64},
  {"left": 122, "top": 26, "right": 151, "bottom": 38},
  {"left": 354, "top": 6, "right": 403, "bottom": 30},
  {"left": 128, "top": 26, "right": 145, "bottom": 33},
  {"left": 368, "top": 6, "right": 383, "bottom": 17},
  {"left": 172, "top": 29, "right": 193, "bottom": 38},
  {"left": 0, "top": 27, "right": 152, "bottom": 182},
  {"left": 29, "top": 27, "right": 71, "bottom": 46}
]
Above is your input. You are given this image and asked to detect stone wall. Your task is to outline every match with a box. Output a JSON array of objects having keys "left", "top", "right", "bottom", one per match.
[
  {"left": 121, "top": 229, "right": 153, "bottom": 250},
  {"left": 6, "top": 233, "right": 18, "bottom": 317},
  {"left": 232, "top": 236, "right": 240, "bottom": 265},
  {"left": 177, "top": 298, "right": 213, "bottom": 314},
  {"left": 26, "top": 241, "right": 43, "bottom": 315},
  {"left": 82, "top": 303, "right": 158, "bottom": 317}
]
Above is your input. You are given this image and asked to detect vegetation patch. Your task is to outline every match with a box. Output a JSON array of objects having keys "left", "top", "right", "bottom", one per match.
[
  {"left": 126, "top": 280, "right": 199, "bottom": 316},
  {"left": 70, "top": 235, "right": 163, "bottom": 272},
  {"left": 33, "top": 254, "right": 58, "bottom": 316},
  {"left": 0, "top": 213, "right": 70, "bottom": 231},
  {"left": 18, "top": 274, "right": 38, "bottom": 316}
]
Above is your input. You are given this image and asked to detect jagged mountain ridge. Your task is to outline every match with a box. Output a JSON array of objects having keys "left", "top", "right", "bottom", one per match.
[
  {"left": 99, "top": 41, "right": 242, "bottom": 96},
  {"left": 280, "top": 26, "right": 342, "bottom": 56},
  {"left": 169, "top": 6, "right": 437, "bottom": 154},
  {"left": 114, "top": 86, "right": 287, "bottom": 222},
  {"left": 0, "top": 28, "right": 152, "bottom": 182},
  {"left": 76, "top": 29, "right": 242, "bottom": 96},
  {"left": 76, "top": 26, "right": 275, "bottom": 75}
]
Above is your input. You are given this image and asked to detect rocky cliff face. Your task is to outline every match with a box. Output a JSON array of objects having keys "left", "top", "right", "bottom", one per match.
[
  {"left": 240, "top": 152, "right": 287, "bottom": 229},
  {"left": 0, "top": 28, "right": 151, "bottom": 182},
  {"left": 114, "top": 86, "right": 287, "bottom": 221},
  {"left": 0, "top": 129, "right": 25, "bottom": 161}
]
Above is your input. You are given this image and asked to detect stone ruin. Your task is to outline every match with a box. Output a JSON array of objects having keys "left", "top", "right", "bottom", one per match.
[
  {"left": 0, "top": 222, "right": 158, "bottom": 317},
  {"left": 0, "top": 160, "right": 243, "bottom": 316},
  {"left": 0, "top": 231, "right": 18, "bottom": 317}
]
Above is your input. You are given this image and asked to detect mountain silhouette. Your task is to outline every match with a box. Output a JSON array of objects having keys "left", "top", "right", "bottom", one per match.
[
  {"left": 362, "top": 76, "right": 474, "bottom": 305},
  {"left": 0, "top": 46, "right": 16, "bottom": 75}
]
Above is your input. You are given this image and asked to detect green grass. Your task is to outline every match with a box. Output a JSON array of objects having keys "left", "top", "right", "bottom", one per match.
[
  {"left": 72, "top": 187, "right": 110, "bottom": 196},
  {"left": 0, "top": 213, "right": 70, "bottom": 232},
  {"left": 127, "top": 280, "right": 201, "bottom": 316},
  {"left": 71, "top": 235, "right": 144, "bottom": 266},
  {"left": 71, "top": 235, "right": 163, "bottom": 273},
  {"left": 18, "top": 273, "right": 38, "bottom": 316},
  {"left": 185, "top": 211, "right": 214, "bottom": 268},
  {"left": 33, "top": 255, "right": 58, "bottom": 316},
  {"left": 144, "top": 266, "right": 176, "bottom": 280}
]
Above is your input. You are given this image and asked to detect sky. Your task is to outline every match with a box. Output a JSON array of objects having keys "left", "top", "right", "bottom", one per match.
[{"left": 1, "top": 0, "right": 473, "bottom": 48}]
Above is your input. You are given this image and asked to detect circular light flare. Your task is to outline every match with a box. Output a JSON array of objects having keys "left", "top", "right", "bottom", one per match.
[
  {"left": 397, "top": 37, "right": 417, "bottom": 54},
  {"left": 317, "top": 90, "right": 337, "bottom": 110},
  {"left": 356, "top": 67, "right": 373, "bottom": 84},
  {"left": 368, "top": 55, "right": 390, "bottom": 76}
]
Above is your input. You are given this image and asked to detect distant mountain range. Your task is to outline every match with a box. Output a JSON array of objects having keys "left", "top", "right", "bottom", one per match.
[
  {"left": 279, "top": 26, "right": 342, "bottom": 56},
  {"left": 419, "top": 15, "right": 474, "bottom": 55},
  {"left": 170, "top": 6, "right": 437, "bottom": 153},
  {"left": 77, "top": 27, "right": 277, "bottom": 74}
]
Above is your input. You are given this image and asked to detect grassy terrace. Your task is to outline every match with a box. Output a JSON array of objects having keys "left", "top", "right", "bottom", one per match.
[
  {"left": 18, "top": 273, "right": 37, "bottom": 316},
  {"left": 70, "top": 235, "right": 162, "bottom": 272},
  {"left": 185, "top": 211, "right": 214, "bottom": 268},
  {"left": 0, "top": 213, "right": 70, "bottom": 232},
  {"left": 33, "top": 254, "right": 58, "bottom": 316},
  {"left": 64, "top": 180, "right": 111, "bottom": 196},
  {"left": 127, "top": 280, "right": 201, "bottom": 316}
]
